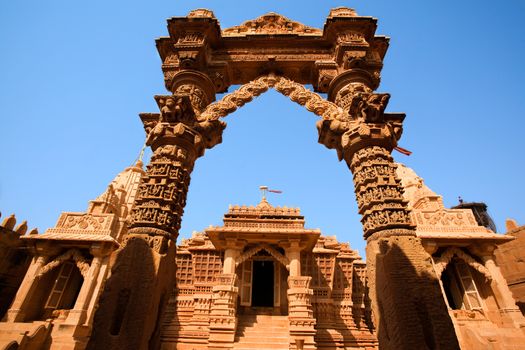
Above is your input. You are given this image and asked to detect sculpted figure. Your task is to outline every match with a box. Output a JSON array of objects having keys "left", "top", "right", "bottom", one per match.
[{"left": 349, "top": 92, "right": 390, "bottom": 123}]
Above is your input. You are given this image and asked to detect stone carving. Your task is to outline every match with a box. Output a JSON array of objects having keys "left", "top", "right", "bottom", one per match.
[
  {"left": 187, "top": 9, "right": 215, "bottom": 18},
  {"left": 38, "top": 249, "right": 90, "bottom": 278},
  {"left": 176, "top": 32, "right": 205, "bottom": 45},
  {"left": 130, "top": 91, "right": 225, "bottom": 240},
  {"left": 348, "top": 92, "right": 390, "bottom": 123},
  {"left": 337, "top": 31, "right": 367, "bottom": 45},
  {"left": 236, "top": 243, "right": 290, "bottom": 269},
  {"left": 344, "top": 147, "right": 414, "bottom": 238},
  {"left": 201, "top": 75, "right": 346, "bottom": 122},
  {"left": 60, "top": 214, "right": 106, "bottom": 231},
  {"left": 434, "top": 247, "right": 492, "bottom": 280},
  {"left": 274, "top": 76, "right": 346, "bottom": 121},
  {"left": 201, "top": 76, "right": 272, "bottom": 120},
  {"left": 122, "top": 233, "right": 168, "bottom": 254},
  {"left": 222, "top": 13, "right": 322, "bottom": 37},
  {"left": 174, "top": 84, "right": 209, "bottom": 112},
  {"left": 328, "top": 7, "right": 359, "bottom": 18}
]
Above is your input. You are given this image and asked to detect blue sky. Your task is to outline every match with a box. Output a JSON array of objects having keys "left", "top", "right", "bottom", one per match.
[{"left": 1, "top": 1, "right": 524, "bottom": 258}]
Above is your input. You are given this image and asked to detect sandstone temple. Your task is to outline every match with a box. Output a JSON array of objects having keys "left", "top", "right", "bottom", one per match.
[{"left": 1, "top": 7, "right": 525, "bottom": 350}]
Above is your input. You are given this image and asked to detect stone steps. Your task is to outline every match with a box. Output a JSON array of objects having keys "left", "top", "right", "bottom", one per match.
[{"left": 234, "top": 314, "right": 289, "bottom": 350}]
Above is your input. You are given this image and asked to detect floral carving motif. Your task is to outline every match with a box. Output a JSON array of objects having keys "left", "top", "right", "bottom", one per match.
[
  {"left": 222, "top": 13, "right": 322, "bottom": 37},
  {"left": 201, "top": 75, "right": 346, "bottom": 122},
  {"left": 38, "top": 249, "right": 90, "bottom": 278},
  {"left": 236, "top": 243, "right": 290, "bottom": 270},
  {"left": 60, "top": 214, "right": 106, "bottom": 231},
  {"left": 434, "top": 247, "right": 492, "bottom": 280}
]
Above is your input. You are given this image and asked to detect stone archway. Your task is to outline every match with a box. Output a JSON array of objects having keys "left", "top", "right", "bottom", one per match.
[{"left": 89, "top": 8, "right": 461, "bottom": 350}]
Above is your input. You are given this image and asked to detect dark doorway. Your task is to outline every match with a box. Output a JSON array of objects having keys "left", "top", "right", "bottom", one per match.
[{"left": 252, "top": 260, "right": 274, "bottom": 307}]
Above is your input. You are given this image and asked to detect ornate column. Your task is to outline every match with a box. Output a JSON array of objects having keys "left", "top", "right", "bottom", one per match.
[
  {"left": 6, "top": 255, "right": 47, "bottom": 322},
  {"left": 5, "top": 242, "right": 58, "bottom": 322},
  {"left": 285, "top": 240, "right": 316, "bottom": 350},
  {"left": 208, "top": 274, "right": 238, "bottom": 350},
  {"left": 88, "top": 71, "right": 225, "bottom": 350},
  {"left": 317, "top": 74, "right": 460, "bottom": 349},
  {"left": 287, "top": 240, "right": 301, "bottom": 277},
  {"left": 474, "top": 245, "right": 525, "bottom": 327},
  {"left": 208, "top": 240, "right": 242, "bottom": 350},
  {"left": 64, "top": 244, "right": 112, "bottom": 326}
]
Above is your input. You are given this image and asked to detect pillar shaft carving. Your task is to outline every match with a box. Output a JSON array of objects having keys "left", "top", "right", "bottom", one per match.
[
  {"left": 208, "top": 274, "right": 238, "bottom": 349},
  {"left": 319, "top": 78, "right": 413, "bottom": 239},
  {"left": 318, "top": 77, "right": 460, "bottom": 349},
  {"left": 350, "top": 146, "right": 413, "bottom": 239},
  {"left": 128, "top": 93, "right": 226, "bottom": 250},
  {"left": 88, "top": 79, "right": 224, "bottom": 350}
]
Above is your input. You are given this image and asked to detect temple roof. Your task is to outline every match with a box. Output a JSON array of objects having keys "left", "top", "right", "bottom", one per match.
[
  {"left": 396, "top": 163, "right": 511, "bottom": 244},
  {"left": 206, "top": 199, "right": 320, "bottom": 250},
  {"left": 225, "top": 198, "right": 302, "bottom": 219}
]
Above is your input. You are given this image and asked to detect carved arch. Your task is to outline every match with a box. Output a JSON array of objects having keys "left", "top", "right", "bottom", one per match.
[
  {"left": 200, "top": 75, "right": 347, "bottom": 122},
  {"left": 236, "top": 243, "right": 290, "bottom": 270},
  {"left": 38, "top": 249, "right": 91, "bottom": 278},
  {"left": 433, "top": 247, "right": 492, "bottom": 280}
]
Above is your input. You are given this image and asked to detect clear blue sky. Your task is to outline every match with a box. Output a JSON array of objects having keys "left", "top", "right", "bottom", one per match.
[{"left": 1, "top": 1, "right": 524, "bottom": 258}]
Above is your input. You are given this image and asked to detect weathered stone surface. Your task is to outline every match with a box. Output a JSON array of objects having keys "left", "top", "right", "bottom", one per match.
[
  {"left": 1, "top": 7, "right": 524, "bottom": 350},
  {"left": 495, "top": 221, "right": 525, "bottom": 313}
]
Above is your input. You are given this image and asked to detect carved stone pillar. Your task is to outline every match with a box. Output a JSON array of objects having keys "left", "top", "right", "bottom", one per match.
[
  {"left": 88, "top": 74, "right": 225, "bottom": 350},
  {"left": 474, "top": 245, "right": 525, "bottom": 327},
  {"left": 286, "top": 240, "right": 301, "bottom": 277},
  {"left": 208, "top": 274, "right": 238, "bottom": 350},
  {"left": 5, "top": 255, "right": 48, "bottom": 322},
  {"left": 317, "top": 76, "right": 460, "bottom": 349},
  {"left": 287, "top": 276, "right": 316, "bottom": 350},
  {"left": 222, "top": 240, "right": 242, "bottom": 275},
  {"left": 64, "top": 244, "right": 112, "bottom": 326}
]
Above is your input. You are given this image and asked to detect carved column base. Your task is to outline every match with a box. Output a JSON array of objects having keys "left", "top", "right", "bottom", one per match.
[
  {"left": 208, "top": 274, "right": 238, "bottom": 350},
  {"left": 87, "top": 235, "right": 176, "bottom": 350},
  {"left": 287, "top": 276, "right": 316, "bottom": 350},
  {"left": 366, "top": 234, "right": 460, "bottom": 350}
]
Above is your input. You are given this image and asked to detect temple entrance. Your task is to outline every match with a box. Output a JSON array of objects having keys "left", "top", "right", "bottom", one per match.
[{"left": 252, "top": 260, "right": 274, "bottom": 307}]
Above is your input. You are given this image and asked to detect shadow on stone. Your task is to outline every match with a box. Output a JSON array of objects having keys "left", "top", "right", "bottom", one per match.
[
  {"left": 87, "top": 237, "right": 176, "bottom": 350},
  {"left": 369, "top": 236, "right": 460, "bottom": 350}
]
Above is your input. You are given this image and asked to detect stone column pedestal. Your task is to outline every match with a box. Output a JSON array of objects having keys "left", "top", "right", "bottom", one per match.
[
  {"left": 287, "top": 276, "right": 316, "bottom": 350},
  {"left": 208, "top": 274, "right": 238, "bottom": 350}
]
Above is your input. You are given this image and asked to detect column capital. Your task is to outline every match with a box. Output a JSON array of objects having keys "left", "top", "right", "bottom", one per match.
[
  {"left": 170, "top": 70, "right": 217, "bottom": 112},
  {"left": 129, "top": 93, "right": 225, "bottom": 240},
  {"left": 142, "top": 94, "right": 225, "bottom": 158},
  {"left": 319, "top": 72, "right": 405, "bottom": 162},
  {"left": 317, "top": 100, "right": 404, "bottom": 163}
]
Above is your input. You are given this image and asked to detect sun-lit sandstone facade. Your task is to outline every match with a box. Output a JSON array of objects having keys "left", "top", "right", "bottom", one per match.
[
  {"left": 0, "top": 162, "right": 144, "bottom": 349},
  {"left": 495, "top": 220, "right": 525, "bottom": 314},
  {"left": 1, "top": 7, "right": 525, "bottom": 350},
  {"left": 396, "top": 164, "right": 525, "bottom": 348},
  {"left": 159, "top": 199, "right": 376, "bottom": 349}
]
